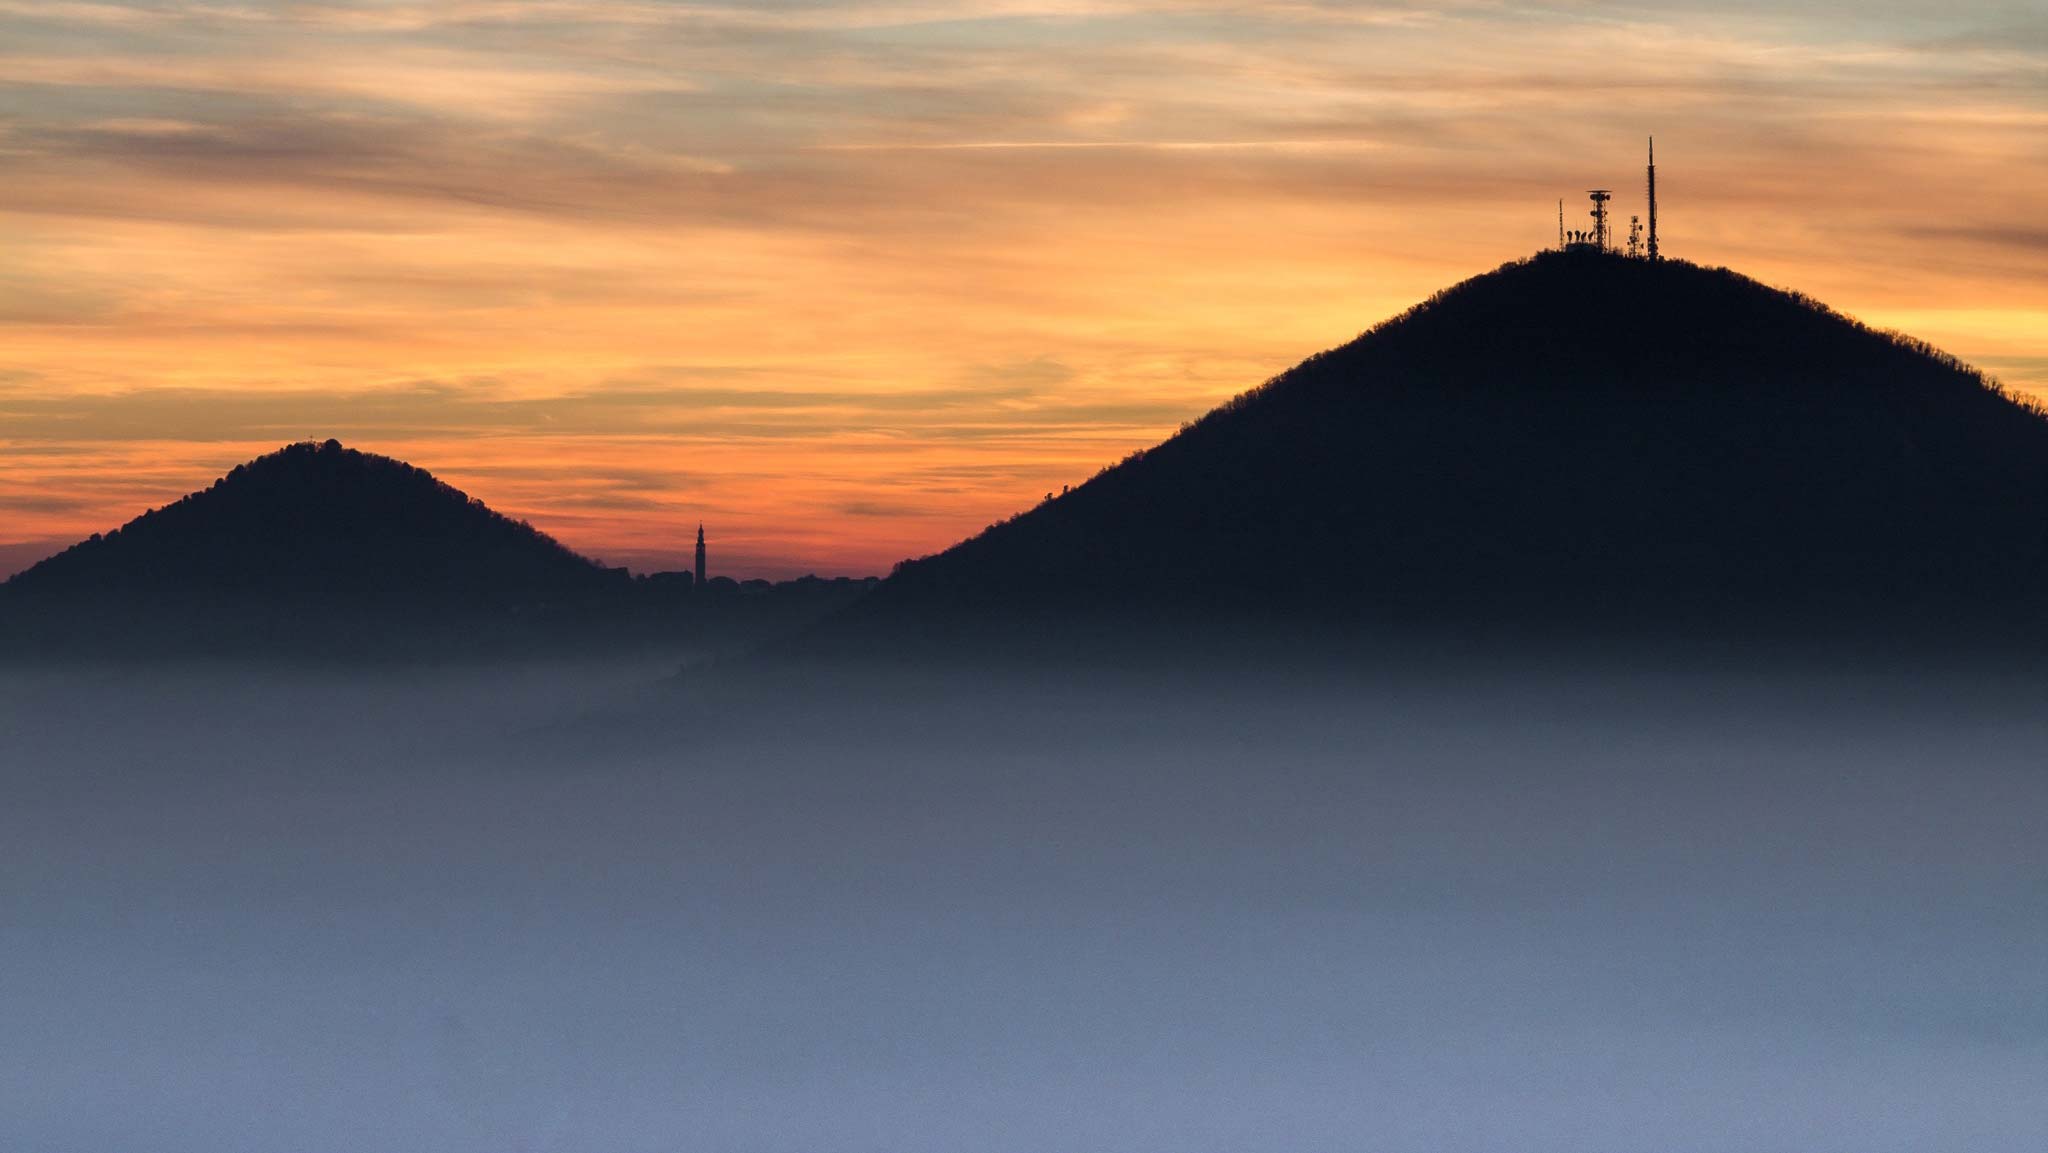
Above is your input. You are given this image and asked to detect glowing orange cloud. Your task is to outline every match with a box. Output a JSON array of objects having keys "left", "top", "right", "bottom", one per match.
[{"left": 2, "top": 1, "right": 2042, "bottom": 576}]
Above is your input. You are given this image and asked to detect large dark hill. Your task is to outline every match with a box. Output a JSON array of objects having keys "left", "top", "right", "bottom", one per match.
[
  {"left": 854, "top": 252, "right": 2048, "bottom": 646},
  {"left": 6, "top": 439, "right": 619, "bottom": 611}
]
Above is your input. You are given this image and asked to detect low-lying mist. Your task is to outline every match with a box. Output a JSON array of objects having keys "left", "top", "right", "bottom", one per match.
[{"left": 3, "top": 653, "right": 2042, "bottom": 1153}]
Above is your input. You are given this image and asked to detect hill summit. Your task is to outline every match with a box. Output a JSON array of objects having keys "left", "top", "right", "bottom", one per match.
[
  {"left": 6, "top": 439, "right": 620, "bottom": 612},
  {"left": 859, "top": 252, "right": 2048, "bottom": 640}
]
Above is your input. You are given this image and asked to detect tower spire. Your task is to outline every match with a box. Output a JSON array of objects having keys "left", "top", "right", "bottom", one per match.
[
  {"left": 694, "top": 523, "right": 706, "bottom": 587},
  {"left": 1646, "top": 136, "right": 1659, "bottom": 261}
]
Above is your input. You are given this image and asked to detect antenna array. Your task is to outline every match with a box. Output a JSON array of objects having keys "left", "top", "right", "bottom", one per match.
[{"left": 1550, "top": 138, "right": 1663, "bottom": 260}]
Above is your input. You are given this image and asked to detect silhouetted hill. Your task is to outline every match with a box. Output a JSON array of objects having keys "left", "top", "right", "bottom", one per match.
[
  {"left": 6, "top": 439, "right": 619, "bottom": 611},
  {"left": 847, "top": 252, "right": 2048, "bottom": 648},
  {"left": 0, "top": 440, "right": 873, "bottom": 659}
]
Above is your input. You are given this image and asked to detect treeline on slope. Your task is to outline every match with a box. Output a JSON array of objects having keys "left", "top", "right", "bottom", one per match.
[{"left": 873, "top": 253, "right": 2048, "bottom": 636}]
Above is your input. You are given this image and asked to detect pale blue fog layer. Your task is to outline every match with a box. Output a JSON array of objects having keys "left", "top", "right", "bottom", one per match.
[{"left": 2, "top": 661, "right": 2042, "bottom": 1152}]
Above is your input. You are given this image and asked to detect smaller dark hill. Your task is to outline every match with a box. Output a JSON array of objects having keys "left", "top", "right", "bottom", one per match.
[
  {"left": 1, "top": 440, "right": 882, "bottom": 661},
  {"left": 5, "top": 439, "right": 618, "bottom": 612}
]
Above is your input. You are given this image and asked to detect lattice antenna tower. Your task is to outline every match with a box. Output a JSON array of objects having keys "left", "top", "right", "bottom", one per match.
[{"left": 1645, "top": 137, "right": 1659, "bottom": 260}]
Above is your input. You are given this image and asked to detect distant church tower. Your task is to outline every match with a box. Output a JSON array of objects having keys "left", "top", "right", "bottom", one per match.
[{"left": 694, "top": 524, "right": 707, "bottom": 586}]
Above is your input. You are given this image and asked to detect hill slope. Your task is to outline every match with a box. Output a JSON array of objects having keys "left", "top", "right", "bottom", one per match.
[
  {"left": 860, "top": 252, "right": 2048, "bottom": 639},
  {"left": 5, "top": 439, "right": 622, "bottom": 613},
  {"left": 0, "top": 440, "right": 887, "bottom": 659}
]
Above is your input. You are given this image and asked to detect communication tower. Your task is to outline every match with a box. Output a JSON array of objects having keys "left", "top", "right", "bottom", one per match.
[
  {"left": 1645, "top": 137, "right": 1659, "bottom": 260},
  {"left": 1587, "top": 190, "right": 1613, "bottom": 251},
  {"left": 1549, "top": 147, "right": 1663, "bottom": 256}
]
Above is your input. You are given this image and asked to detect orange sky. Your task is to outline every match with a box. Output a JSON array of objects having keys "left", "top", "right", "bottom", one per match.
[{"left": 3, "top": 1, "right": 2044, "bottom": 578}]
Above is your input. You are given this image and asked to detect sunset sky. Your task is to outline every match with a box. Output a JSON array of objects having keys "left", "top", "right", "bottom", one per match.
[{"left": 2, "top": 0, "right": 2043, "bottom": 578}]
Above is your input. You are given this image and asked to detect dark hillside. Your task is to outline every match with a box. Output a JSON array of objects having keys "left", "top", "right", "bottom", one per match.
[
  {"left": 4, "top": 439, "right": 618, "bottom": 611},
  {"left": 856, "top": 252, "right": 2048, "bottom": 642},
  {"left": 0, "top": 440, "right": 877, "bottom": 660}
]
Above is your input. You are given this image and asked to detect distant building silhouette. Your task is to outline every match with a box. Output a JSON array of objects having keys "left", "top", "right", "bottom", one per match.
[{"left": 695, "top": 523, "right": 707, "bottom": 587}]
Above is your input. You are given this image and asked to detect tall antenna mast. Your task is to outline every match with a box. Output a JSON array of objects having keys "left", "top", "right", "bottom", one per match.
[
  {"left": 1558, "top": 199, "right": 1565, "bottom": 249},
  {"left": 1646, "top": 136, "right": 1659, "bottom": 260}
]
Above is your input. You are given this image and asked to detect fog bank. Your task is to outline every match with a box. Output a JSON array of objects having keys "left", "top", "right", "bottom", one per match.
[{"left": 3, "top": 657, "right": 2042, "bottom": 1152}]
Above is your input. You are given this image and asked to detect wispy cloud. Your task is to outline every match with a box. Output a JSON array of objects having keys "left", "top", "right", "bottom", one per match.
[{"left": 0, "top": 0, "right": 2042, "bottom": 574}]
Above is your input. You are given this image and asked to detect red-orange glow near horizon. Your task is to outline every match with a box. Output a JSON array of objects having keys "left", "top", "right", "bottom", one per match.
[{"left": 3, "top": 2, "right": 2044, "bottom": 577}]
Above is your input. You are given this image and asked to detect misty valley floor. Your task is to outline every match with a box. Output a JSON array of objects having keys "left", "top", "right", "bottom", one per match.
[{"left": 2, "top": 655, "right": 2043, "bottom": 1153}]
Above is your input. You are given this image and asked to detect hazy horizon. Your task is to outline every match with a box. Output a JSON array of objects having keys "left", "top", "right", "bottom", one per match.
[{"left": 4, "top": 6, "right": 2044, "bottom": 1146}]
